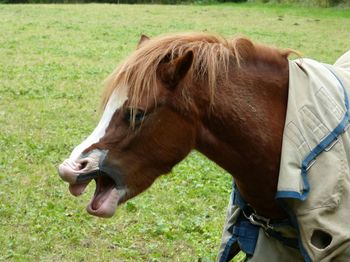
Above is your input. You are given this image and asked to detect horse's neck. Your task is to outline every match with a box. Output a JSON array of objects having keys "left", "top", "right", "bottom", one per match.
[{"left": 196, "top": 57, "right": 289, "bottom": 218}]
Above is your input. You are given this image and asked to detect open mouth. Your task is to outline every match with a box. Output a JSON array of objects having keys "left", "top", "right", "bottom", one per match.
[
  {"left": 68, "top": 173, "right": 122, "bottom": 218},
  {"left": 90, "top": 176, "right": 116, "bottom": 210},
  {"left": 59, "top": 156, "right": 125, "bottom": 218}
]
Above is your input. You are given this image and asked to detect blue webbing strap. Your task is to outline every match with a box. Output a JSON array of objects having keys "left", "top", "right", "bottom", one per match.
[
  {"left": 219, "top": 234, "right": 239, "bottom": 262},
  {"left": 265, "top": 227, "right": 299, "bottom": 249},
  {"left": 219, "top": 213, "right": 259, "bottom": 262},
  {"left": 219, "top": 186, "right": 259, "bottom": 262},
  {"left": 219, "top": 185, "right": 299, "bottom": 262}
]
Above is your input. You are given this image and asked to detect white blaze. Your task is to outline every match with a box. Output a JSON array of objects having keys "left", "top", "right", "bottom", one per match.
[{"left": 69, "top": 86, "right": 128, "bottom": 161}]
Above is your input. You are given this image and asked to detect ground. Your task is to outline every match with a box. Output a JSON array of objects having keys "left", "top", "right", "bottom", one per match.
[{"left": 0, "top": 3, "right": 349, "bottom": 261}]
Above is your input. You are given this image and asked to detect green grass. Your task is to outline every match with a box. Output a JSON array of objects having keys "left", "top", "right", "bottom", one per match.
[{"left": 0, "top": 3, "right": 349, "bottom": 261}]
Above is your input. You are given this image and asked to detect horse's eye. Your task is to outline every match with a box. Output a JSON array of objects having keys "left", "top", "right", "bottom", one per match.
[
  {"left": 124, "top": 108, "right": 146, "bottom": 126},
  {"left": 134, "top": 110, "right": 145, "bottom": 122}
]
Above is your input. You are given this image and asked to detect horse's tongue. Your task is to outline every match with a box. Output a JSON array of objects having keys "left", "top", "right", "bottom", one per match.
[{"left": 69, "top": 183, "right": 89, "bottom": 196}]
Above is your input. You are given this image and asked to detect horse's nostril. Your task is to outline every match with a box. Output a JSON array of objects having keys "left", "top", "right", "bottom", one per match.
[{"left": 79, "top": 161, "right": 88, "bottom": 170}]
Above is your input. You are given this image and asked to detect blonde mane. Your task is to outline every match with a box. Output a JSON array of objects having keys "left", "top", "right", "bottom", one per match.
[{"left": 101, "top": 32, "right": 292, "bottom": 111}]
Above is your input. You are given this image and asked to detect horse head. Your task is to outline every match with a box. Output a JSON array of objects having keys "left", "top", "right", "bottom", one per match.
[{"left": 58, "top": 35, "right": 204, "bottom": 218}]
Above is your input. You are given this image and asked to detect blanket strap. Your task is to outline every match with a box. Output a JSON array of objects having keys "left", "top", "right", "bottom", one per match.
[
  {"left": 219, "top": 184, "right": 299, "bottom": 262},
  {"left": 241, "top": 205, "right": 299, "bottom": 249}
]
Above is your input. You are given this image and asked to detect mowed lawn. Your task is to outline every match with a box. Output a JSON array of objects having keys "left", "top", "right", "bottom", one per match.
[{"left": 0, "top": 3, "right": 350, "bottom": 261}]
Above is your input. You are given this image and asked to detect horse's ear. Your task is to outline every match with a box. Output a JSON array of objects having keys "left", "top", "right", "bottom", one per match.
[
  {"left": 158, "top": 50, "right": 194, "bottom": 90},
  {"left": 137, "top": 34, "right": 150, "bottom": 49}
]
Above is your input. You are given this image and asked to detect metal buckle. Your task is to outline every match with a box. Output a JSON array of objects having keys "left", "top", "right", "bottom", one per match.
[{"left": 242, "top": 206, "right": 274, "bottom": 231}]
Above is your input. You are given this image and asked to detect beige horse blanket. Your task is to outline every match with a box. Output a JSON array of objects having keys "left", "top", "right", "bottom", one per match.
[{"left": 217, "top": 50, "right": 350, "bottom": 262}]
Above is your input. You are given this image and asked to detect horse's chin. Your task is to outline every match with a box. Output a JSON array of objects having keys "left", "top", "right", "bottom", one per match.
[{"left": 69, "top": 176, "right": 122, "bottom": 218}]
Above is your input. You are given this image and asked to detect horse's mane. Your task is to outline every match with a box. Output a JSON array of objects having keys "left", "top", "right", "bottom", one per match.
[{"left": 101, "top": 32, "right": 293, "bottom": 111}]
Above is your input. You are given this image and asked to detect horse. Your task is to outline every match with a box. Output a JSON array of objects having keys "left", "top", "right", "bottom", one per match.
[{"left": 58, "top": 33, "right": 350, "bottom": 261}]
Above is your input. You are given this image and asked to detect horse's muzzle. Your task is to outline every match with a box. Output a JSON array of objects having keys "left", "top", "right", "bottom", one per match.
[
  {"left": 58, "top": 149, "right": 125, "bottom": 189},
  {"left": 58, "top": 149, "right": 102, "bottom": 185},
  {"left": 58, "top": 149, "right": 126, "bottom": 218}
]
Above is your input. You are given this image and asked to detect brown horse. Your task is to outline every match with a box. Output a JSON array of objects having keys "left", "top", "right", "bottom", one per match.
[{"left": 58, "top": 33, "right": 350, "bottom": 261}]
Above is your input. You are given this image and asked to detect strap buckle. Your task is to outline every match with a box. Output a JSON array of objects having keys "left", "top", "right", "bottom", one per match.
[{"left": 242, "top": 206, "right": 274, "bottom": 231}]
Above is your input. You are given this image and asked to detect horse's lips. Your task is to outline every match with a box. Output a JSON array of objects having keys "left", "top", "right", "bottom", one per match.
[
  {"left": 66, "top": 177, "right": 119, "bottom": 218},
  {"left": 59, "top": 158, "right": 120, "bottom": 218},
  {"left": 68, "top": 178, "right": 120, "bottom": 218},
  {"left": 69, "top": 183, "right": 90, "bottom": 196},
  {"left": 86, "top": 187, "right": 120, "bottom": 218}
]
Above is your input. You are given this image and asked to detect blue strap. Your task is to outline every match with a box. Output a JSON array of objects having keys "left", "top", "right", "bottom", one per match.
[
  {"left": 265, "top": 228, "right": 299, "bottom": 249},
  {"left": 232, "top": 184, "right": 260, "bottom": 254},
  {"left": 219, "top": 184, "right": 301, "bottom": 262},
  {"left": 234, "top": 186, "right": 299, "bottom": 250},
  {"left": 234, "top": 219, "right": 259, "bottom": 255},
  {"left": 219, "top": 214, "right": 259, "bottom": 262},
  {"left": 219, "top": 235, "right": 239, "bottom": 262}
]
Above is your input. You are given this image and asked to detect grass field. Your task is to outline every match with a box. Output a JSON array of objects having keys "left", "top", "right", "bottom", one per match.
[{"left": 0, "top": 3, "right": 350, "bottom": 261}]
